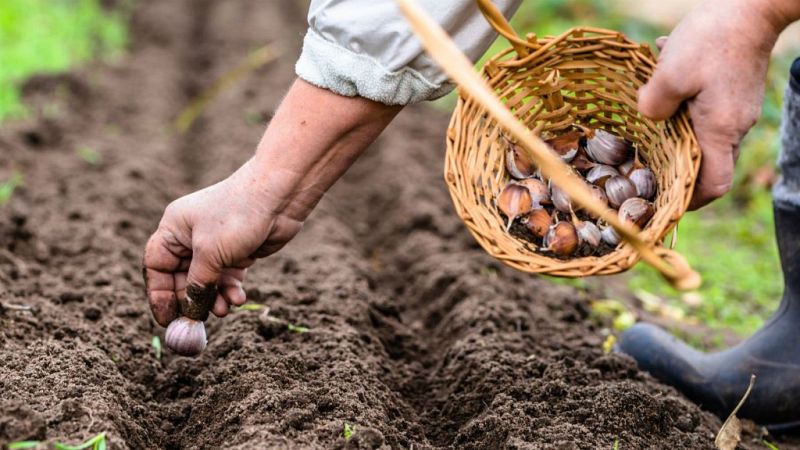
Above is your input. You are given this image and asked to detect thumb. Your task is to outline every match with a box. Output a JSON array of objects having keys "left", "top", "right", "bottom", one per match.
[
  {"left": 638, "top": 68, "right": 697, "bottom": 121},
  {"left": 637, "top": 40, "right": 700, "bottom": 120},
  {"left": 655, "top": 36, "right": 668, "bottom": 51}
]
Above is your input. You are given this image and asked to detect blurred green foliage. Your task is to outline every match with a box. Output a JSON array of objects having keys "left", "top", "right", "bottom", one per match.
[{"left": 0, "top": 0, "right": 127, "bottom": 120}]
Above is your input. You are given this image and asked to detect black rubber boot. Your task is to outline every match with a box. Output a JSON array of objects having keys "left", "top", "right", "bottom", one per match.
[
  {"left": 618, "top": 203, "right": 800, "bottom": 430},
  {"left": 619, "top": 58, "right": 800, "bottom": 430}
]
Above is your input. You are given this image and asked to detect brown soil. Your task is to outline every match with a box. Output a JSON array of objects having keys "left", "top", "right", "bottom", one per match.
[{"left": 0, "top": 1, "right": 794, "bottom": 448}]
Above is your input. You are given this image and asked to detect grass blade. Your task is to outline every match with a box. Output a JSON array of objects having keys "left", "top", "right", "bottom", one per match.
[{"left": 8, "top": 442, "right": 41, "bottom": 449}]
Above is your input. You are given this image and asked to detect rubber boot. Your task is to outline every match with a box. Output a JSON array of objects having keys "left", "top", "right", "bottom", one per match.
[{"left": 618, "top": 59, "right": 800, "bottom": 431}]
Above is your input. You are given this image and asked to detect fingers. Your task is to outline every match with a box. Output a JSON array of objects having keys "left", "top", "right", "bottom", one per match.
[
  {"left": 655, "top": 36, "right": 668, "bottom": 51},
  {"left": 212, "top": 294, "right": 229, "bottom": 318},
  {"left": 147, "top": 275, "right": 179, "bottom": 326},
  {"left": 637, "top": 38, "right": 701, "bottom": 121},
  {"left": 638, "top": 70, "right": 699, "bottom": 121},
  {"left": 186, "top": 240, "right": 224, "bottom": 294},
  {"left": 688, "top": 137, "right": 736, "bottom": 210},
  {"left": 143, "top": 230, "right": 187, "bottom": 326}
]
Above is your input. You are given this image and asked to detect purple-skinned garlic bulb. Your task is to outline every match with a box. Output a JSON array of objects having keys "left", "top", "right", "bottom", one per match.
[
  {"left": 165, "top": 317, "right": 207, "bottom": 356},
  {"left": 164, "top": 285, "right": 216, "bottom": 357}
]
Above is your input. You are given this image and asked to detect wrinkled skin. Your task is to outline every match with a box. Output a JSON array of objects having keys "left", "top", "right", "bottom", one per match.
[
  {"left": 638, "top": 0, "right": 800, "bottom": 209},
  {"left": 143, "top": 79, "right": 401, "bottom": 326}
]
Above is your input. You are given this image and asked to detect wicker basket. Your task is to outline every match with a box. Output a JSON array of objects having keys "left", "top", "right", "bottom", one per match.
[{"left": 399, "top": 0, "right": 702, "bottom": 289}]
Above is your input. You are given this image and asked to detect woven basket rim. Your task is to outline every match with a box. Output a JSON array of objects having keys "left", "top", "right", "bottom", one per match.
[{"left": 444, "top": 26, "right": 701, "bottom": 278}]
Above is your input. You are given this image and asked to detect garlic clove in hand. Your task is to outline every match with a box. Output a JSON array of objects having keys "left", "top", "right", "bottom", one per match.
[
  {"left": 629, "top": 167, "right": 656, "bottom": 200},
  {"left": 586, "top": 129, "right": 631, "bottom": 165},
  {"left": 605, "top": 175, "right": 637, "bottom": 209},
  {"left": 498, "top": 182, "right": 533, "bottom": 230},
  {"left": 165, "top": 316, "right": 207, "bottom": 356}
]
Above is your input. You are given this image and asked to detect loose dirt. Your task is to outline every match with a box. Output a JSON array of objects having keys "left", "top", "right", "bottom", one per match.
[{"left": 0, "top": 0, "right": 794, "bottom": 448}]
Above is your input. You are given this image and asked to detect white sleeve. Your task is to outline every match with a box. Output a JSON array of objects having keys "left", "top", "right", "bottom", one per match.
[{"left": 295, "top": 0, "right": 522, "bottom": 105}]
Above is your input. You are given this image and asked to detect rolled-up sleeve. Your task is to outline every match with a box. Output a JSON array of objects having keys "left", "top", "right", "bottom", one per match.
[{"left": 295, "top": 0, "right": 522, "bottom": 105}]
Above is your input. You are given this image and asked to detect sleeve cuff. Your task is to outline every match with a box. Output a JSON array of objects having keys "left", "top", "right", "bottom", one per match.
[{"left": 295, "top": 28, "right": 454, "bottom": 106}]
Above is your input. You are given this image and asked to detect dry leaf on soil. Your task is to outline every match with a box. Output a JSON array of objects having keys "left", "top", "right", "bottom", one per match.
[{"left": 715, "top": 374, "right": 756, "bottom": 450}]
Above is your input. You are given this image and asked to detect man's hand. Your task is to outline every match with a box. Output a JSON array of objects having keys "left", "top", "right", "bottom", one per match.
[
  {"left": 143, "top": 161, "right": 302, "bottom": 326},
  {"left": 638, "top": 0, "right": 799, "bottom": 209},
  {"left": 143, "top": 79, "right": 401, "bottom": 327}
]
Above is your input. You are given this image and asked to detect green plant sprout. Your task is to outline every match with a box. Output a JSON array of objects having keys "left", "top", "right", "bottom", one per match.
[
  {"left": 287, "top": 323, "right": 310, "bottom": 334},
  {"left": 76, "top": 147, "right": 102, "bottom": 165},
  {"left": 263, "top": 313, "right": 311, "bottom": 334},
  {"left": 0, "top": 171, "right": 23, "bottom": 206},
  {"left": 9, "top": 432, "right": 107, "bottom": 450},
  {"left": 235, "top": 303, "right": 264, "bottom": 311},
  {"left": 343, "top": 423, "right": 355, "bottom": 442},
  {"left": 612, "top": 438, "right": 619, "bottom": 450},
  {"left": 8, "top": 442, "right": 40, "bottom": 449},
  {"left": 151, "top": 335, "right": 162, "bottom": 360},
  {"left": 763, "top": 440, "right": 780, "bottom": 450}
]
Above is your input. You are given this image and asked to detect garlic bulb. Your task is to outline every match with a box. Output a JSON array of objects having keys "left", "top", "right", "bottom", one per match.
[
  {"left": 587, "top": 185, "right": 609, "bottom": 218},
  {"left": 574, "top": 218, "right": 601, "bottom": 250},
  {"left": 618, "top": 158, "right": 635, "bottom": 176},
  {"left": 542, "top": 221, "right": 578, "bottom": 257},
  {"left": 586, "top": 164, "right": 619, "bottom": 187},
  {"left": 523, "top": 208, "right": 552, "bottom": 238},
  {"left": 629, "top": 167, "right": 656, "bottom": 200},
  {"left": 164, "top": 285, "right": 216, "bottom": 357},
  {"left": 618, "top": 197, "right": 655, "bottom": 228},
  {"left": 505, "top": 146, "right": 535, "bottom": 180},
  {"left": 545, "top": 130, "right": 582, "bottom": 162},
  {"left": 605, "top": 175, "right": 637, "bottom": 209},
  {"left": 571, "top": 149, "right": 596, "bottom": 172},
  {"left": 165, "top": 317, "right": 207, "bottom": 356},
  {"left": 518, "top": 178, "right": 551, "bottom": 208},
  {"left": 586, "top": 129, "right": 630, "bottom": 165},
  {"left": 599, "top": 222, "right": 622, "bottom": 246},
  {"left": 550, "top": 183, "right": 573, "bottom": 213},
  {"left": 498, "top": 182, "right": 533, "bottom": 230}
]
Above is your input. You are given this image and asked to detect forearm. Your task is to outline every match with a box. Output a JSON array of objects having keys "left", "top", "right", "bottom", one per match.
[
  {"left": 752, "top": 0, "right": 800, "bottom": 31},
  {"left": 251, "top": 79, "right": 402, "bottom": 222}
]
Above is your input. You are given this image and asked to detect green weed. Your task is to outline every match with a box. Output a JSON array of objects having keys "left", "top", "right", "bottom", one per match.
[
  {"left": 235, "top": 303, "right": 265, "bottom": 311},
  {"left": 9, "top": 432, "right": 108, "bottom": 450},
  {"left": 343, "top": 423, "right": 355, "bottom": 442},
  {"left": 151, "top": 335, "right": 162, "bottom": 361},
  {"left": 8, "top": 442, "right": 40, "bottom": 450},
  {"left": 76, "top": 146, "right": 102, "bottom": 165},
  {"left": 287, "top": 323, "right": 310, "bottom": 334},
  {"left": 0, "top": 171, "right": 23, "bottom": 206}
]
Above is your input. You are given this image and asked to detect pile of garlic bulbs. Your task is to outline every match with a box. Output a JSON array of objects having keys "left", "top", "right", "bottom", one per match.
[{"left": 497, "top": 127, "right": 656, "bottom": 258}]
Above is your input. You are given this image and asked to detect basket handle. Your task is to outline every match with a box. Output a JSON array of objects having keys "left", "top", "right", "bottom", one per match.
[
  {"left": 475, "top": 0, "right": 530, "bottom": 57},
  {"left": 396, "top": 0, "right": 701, "bottom": 291}
]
